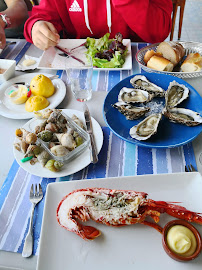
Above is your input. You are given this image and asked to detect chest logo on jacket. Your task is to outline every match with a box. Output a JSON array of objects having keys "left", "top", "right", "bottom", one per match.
[{"left": 69, "top": 0, "right": 82, "bottom": 12}]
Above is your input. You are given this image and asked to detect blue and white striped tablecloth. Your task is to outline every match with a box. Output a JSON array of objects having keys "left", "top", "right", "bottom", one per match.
[
  {"left": 0, "top": 41, "right": 197, "bottom": 255},
  {"left": 0, "top": 127, "right": 196, "bottom": 255}
]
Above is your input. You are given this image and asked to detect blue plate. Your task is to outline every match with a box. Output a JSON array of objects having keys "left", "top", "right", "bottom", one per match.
[{"left": 103, "top": 73, "right": 202, "bottom": 148}]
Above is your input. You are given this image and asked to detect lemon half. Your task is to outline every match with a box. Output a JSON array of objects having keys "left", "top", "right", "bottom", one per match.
[
  {"left": 25, "top": 96, "right": 49, "bottom": 112},
  {"left": 30, "top": 74, "right": 55, "bottom": 98},
  {"left": 9, "top": 85, "right": 28, "bottom": 104}
]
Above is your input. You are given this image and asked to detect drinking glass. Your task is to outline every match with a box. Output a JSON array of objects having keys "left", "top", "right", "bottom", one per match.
[{"left": 66, "top": 52, "right": 93, "bottom": 102}]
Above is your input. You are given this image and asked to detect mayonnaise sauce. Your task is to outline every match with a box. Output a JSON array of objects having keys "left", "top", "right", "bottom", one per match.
[{"left": 167, "top": 225, "right": 197, "bottom": 257}]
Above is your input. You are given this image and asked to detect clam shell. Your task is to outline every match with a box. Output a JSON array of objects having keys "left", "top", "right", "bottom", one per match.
[
  {"left": 130, "top": 113, "right": 162, "bottom": 140},
  {"left": 112, "top": 101, "right": 150, "bottom": 120},
  {"left": 130, "top": 75, "right": 165, "bottom": 97},
  {"left": 163, "top": 107, "right": 202, "bottom": 126},
  {"left": 55, "top": 133, "right": 76, "bottom": 150},
  {"left": 165, "top": 81, "right": 189, "bottom": 108},
  {"left": 118, "top": 87, "right": 154, "bottom": 104}
]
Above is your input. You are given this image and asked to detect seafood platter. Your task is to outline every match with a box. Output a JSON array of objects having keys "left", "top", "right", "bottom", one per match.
[
  {"left": 136, "top": 41, "right": 202, "bottom": 78},
  {"left": 37, "top": 173, "right": 202, "bottom": 270},
  {"left": 13, "top": 109, "right": 103, "bottom": 177},
  {"left": 103, "top": 72, "right": 202, "bottom": 148}
]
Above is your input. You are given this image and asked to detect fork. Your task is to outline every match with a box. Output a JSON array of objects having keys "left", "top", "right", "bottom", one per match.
[
  {"left": 185, "top": 164, "right": 197, "bottom": 172},
  {"left": 55, "top": 45, "right": 85, "bottom": 65},
  {"left": 22, "top": 183, "right": 43, "bottom": 258}
]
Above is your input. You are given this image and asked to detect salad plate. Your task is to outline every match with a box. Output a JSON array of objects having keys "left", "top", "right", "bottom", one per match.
[
  {"left": 37, "top": 172, "right": 202, "bottom": 270},
  {"left": 0, "top": 73, "right": 66, "bottom": 119},
  {"left": 38, "top": 39, "right": 132, "bottom": 71},
  {"left": 136, "top": 41, "right": 202, "bottom": 78},
  {"left": 13, "top": 109, "right": 103, "bottom": 178},
  {"left": 103, "top": 72, "right": 202, "bottom": 148}
]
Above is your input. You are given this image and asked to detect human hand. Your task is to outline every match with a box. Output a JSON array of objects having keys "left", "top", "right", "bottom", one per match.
[
  {"left": 31, "top": 21, "right": 60, "bottom": 50},
  {"left": 0, "top": 24, "right": 6, "bottom": 49}
]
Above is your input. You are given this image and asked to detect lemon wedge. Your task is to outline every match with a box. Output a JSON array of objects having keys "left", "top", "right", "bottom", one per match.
[
  {"left": 9, "top": 85, "right": 28, "bottom": 105},
  {"left": 25, "top": 96, "right": 49, "bottom": 112},
  {"left": 30, "top": 74, "right": 55, "bottom": 98}
]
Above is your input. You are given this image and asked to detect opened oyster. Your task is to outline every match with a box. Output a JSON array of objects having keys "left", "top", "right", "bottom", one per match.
[
  {"left": 163, "top": 107, "right": 202, "bottom": 126},
  {"left": 165, "top": 81, "right": 189, "bottom": 108},
  {"left": 112, "top": 102, "right": 150, "bottom": 120},
  {"left": 118, "top": 87, "right": 153, "bottom": 103},
  {"left": 130, "top": 75, "right": 165, "bottom": 97},
  {"left": 129, "top": 113, "right": 162, "bottom": 140}
]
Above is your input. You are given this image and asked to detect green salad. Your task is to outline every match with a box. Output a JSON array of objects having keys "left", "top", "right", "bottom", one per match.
[{"left": 85, "top": 33, "right": 127, "bottom": 68}]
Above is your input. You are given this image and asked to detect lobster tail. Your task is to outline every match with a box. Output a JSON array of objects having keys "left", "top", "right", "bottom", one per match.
[
  {"left": 79, "top": 225, "right": 101, "bottom": 240},
  {"left": 148, "top": 200, "right": 202, "bottom": 225}
]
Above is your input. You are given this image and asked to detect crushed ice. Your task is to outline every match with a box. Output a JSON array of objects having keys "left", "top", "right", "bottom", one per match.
[{"left": 145, "top": 100, "right": 164, "bottom": 116}]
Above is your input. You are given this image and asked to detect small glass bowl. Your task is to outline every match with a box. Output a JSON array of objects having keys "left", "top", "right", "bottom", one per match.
[
  {"left": 36, "top": 112, "right": 90, "bottom": 162},
  {"left": 162, "top": 219, "right": 202, "bottom": 262}
]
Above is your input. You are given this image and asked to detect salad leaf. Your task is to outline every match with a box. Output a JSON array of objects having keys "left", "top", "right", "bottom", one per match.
[{"left": 85, "top": 33, "right": 127, "bottom": 68}]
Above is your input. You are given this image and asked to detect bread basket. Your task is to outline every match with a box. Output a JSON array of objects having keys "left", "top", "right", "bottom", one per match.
[{"left": 136, "top": 41, "right": 202, "bottom": 78}]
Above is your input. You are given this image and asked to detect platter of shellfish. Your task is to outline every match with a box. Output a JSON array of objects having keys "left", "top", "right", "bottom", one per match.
[
  {"left": 103, "top": 73, "right": 202, "bottom": 148},
  {"left": 13, "top": 109, "right": 103, "bottom": 177}
]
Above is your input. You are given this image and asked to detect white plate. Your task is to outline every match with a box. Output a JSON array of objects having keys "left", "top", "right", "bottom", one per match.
[
  {"left": 37, "top": 172, "right": 202, "bottom": 270},
  {"left": 0, "top": 73, "right": 66, "bottom": 119},
  {"left": 13, "top": 109, "right": 103, "bottom": 178},
  {"left": 38, "top": 39, "right": 132, "bottom": 71}
]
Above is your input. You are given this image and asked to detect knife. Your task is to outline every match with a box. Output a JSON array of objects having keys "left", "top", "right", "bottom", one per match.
[
  {"left": 83, "top": 103, "right": 98, "bottom": 164},
  {"left": 55, "top": 45, "right": 85, "bottom": 65}
]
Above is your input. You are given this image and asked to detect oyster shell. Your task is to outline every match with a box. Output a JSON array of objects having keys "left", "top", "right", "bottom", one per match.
[
  {"left": 112, "top": 101, "right": 150, "bottom": 120},
  {"left": 165, "top": 81, "right": 189, "bottom": 108},
  {"left": 130, "top": 75, "right": 165, "bottom": 97},
  {"left": 163, "top": 107, "right": 202, "bottom": 126},
  {"left": 129, "top": 113, "right": 162, "bottom": 140},
  {"left": 118, "top": 87, "right": 153, "bottom": 103}
]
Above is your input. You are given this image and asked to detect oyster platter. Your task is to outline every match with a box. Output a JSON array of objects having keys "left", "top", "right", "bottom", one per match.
[{"left": 103, "top": 73, "right": 202, "bottom": 148}]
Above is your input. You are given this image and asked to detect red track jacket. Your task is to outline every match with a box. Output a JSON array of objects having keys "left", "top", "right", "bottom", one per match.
[{"left": 24, "top": 0, "right": 173, "bottom": 43}]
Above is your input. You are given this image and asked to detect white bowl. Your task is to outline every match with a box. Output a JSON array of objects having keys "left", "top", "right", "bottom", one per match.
[{"left": 0, "top": 59, "right": 16, "bottom": 83}]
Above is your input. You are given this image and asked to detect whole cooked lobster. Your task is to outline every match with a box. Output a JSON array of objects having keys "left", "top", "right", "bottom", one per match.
[{"left": 56, "top": 188, "right": 202, "bottom": 240}]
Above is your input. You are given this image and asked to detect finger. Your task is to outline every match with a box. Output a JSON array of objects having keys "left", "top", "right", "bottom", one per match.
[
  {"left": 40, "top": 22, "right": 60, "bottom": 44},
  {"left": 0, "top": 33, "right": 6, "bottom": 49},
  {"left": 34, "top": 34, "right": 58, "bottom": 51}
]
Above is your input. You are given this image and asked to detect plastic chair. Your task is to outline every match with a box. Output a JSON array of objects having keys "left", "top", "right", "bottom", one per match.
[{"left": 170, "top": 0, "right": 186, "bottom": 41}]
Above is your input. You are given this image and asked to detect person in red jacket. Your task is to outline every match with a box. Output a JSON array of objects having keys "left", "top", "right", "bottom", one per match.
[{"left": 24, "top": 0, "right": 173, "bottom": 51}]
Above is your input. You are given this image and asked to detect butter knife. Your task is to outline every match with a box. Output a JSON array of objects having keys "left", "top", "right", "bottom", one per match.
[{"left": 83, "top": 103, "right": 98, "bottom": 164}]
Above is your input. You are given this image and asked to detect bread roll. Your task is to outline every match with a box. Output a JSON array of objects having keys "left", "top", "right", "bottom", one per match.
[
  {"left": 181, "top": 53, "right": 202, "bottom": 72},
  {"left": 147, "top": 55, "right": 174, "bottom": 71},
  {"left": 156, "top": 41, "right": 185, "bottom": 66},
  {"left": 143, "top": 50, "right": 162, "bottom": 64}
]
